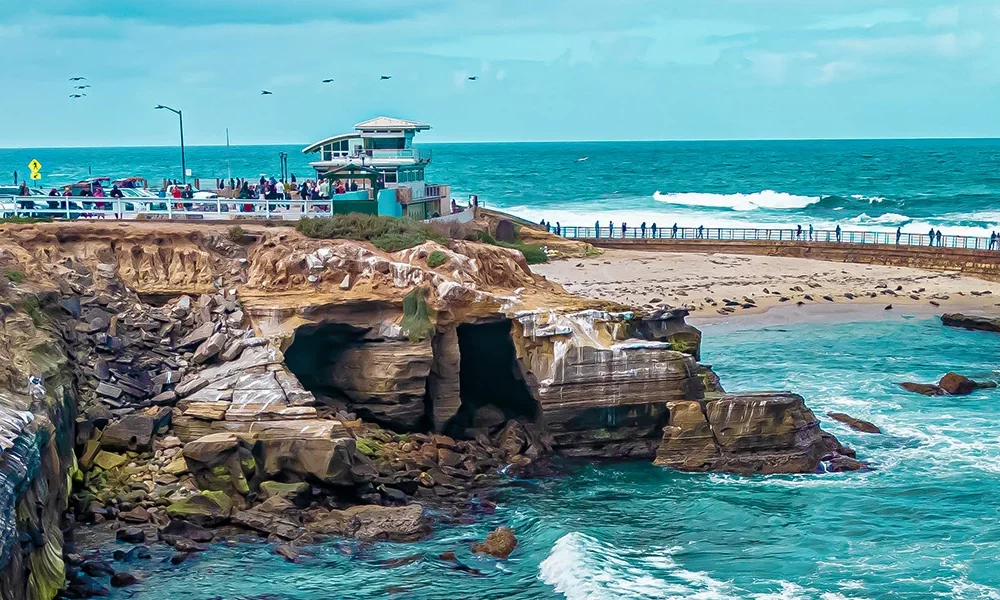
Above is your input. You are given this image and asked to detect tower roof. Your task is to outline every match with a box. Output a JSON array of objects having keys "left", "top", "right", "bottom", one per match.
[{"left": 354, "top": 116, "right": 430, "bottom": 131}]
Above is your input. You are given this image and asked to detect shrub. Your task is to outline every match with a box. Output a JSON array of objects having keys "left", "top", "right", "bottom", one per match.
[
  {"left": 0, "top": 216, "right": 52, "bottom": 224},
  {"left": 19, "top": 296, "right": 45, "bottom": 327},
  {"left": 228, "top": 225, "right": 251, "bottom": 245},
  {"left": 426, "top": 250, "right": 448, "bottom": 268},
  {"left": 4, "top": 270, "right": 25, "bottom": 284},
  {"left": 296, "top": 214, "right": 446, "bottom": 252},
  {"left": 497, "top": 241, "right": 548, "bottom": 265}
]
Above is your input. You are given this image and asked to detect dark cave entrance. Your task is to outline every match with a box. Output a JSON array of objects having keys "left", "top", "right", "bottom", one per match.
[
  {"left": 451, "top": 320, "right": 540, "bottom": 433},
  {"left": 283, "top": 322, "right": 368, "bottom": 402}
]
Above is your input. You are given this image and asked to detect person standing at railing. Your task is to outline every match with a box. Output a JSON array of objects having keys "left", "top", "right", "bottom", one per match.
[
  {"left": 594, "top": 220, "right": 600, "bottom": 238},
  {"left": 640, "top": 222, "right": 647, "bottom": 238},
  {"left": 651, "top": 223, "right": 657, "bottom": 238},
  {"left": 835, "top": 225, "right": 842, "bottom": 242},
  {"left": 796, "top": 224, "right": 802, "bottom": 240},
  {"left": 697, "top": 225, "right": 704, "bottom": 239},
  {"left": 555, "top": 222, "right": 561, "bottom": 236},
  {"left": 672, "top": 223, "right": 678, "bottom": 238},
  {"left": 928, "top": 228, "right": 935, "bottom": 246},
  {"left": 991, "top": 232, "right": 998, "bottom": 251},
  {"left": 622, "top": 222, "right": 627, "bottom": 238},
  {"left": 936, "top": 230, "right": 942, "bottom": 247},
  {"left": 808, "top": 224, "right": 814, "bottom": 241},
  {"left": 609, "top": 221, "right": 613, "bottom": 238},
  {"left": 896, "top": 227, "right": 902, "bottom": 245}
]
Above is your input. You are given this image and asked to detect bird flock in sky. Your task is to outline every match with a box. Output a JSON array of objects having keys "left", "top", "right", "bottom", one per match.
[
  {"left": 69, "top": 76, "right": 90, "bottom": 99},
  {"left": 67, "top": 73, "right": 481, "bottom": 100}
]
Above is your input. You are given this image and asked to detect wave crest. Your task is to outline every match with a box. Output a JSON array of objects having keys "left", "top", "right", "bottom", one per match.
[{"left": 653, "top": 190, "right": 821, "bottom": 211}]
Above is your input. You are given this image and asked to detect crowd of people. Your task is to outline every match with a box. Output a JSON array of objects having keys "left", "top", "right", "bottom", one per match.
[
  {"left": 213, "top": 175, "right": 360, "bottom": 202},
  {"left": 534, "top": 219, "right": 1000, "bottom": 250}
]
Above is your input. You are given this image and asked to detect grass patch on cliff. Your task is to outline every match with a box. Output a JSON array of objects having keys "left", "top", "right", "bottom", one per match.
[
  {"left": 0, "top": 216, "right": 52, "bottom": 224},
  {"left": 296, "top": 214, "right": 446, "bottom": 252},
  {"left": 4, "top": 270, "right": 25, "bottom": 284},
  {"left": 228, "top": 225, "right": 252, "bottom": 245},
  {"left": 426, "top": 250, "right": 448, "bottom": 268},
  {"left": 476, "top": 231, "right": 548, "bottom": 265},
  {"left": 401, "top": 288, "right": 434, "bottom": 342}
]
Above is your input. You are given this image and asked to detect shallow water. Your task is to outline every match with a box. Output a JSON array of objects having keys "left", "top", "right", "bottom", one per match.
[{"left": 103, "top": 315, "right": 1000, "bottom": 599}]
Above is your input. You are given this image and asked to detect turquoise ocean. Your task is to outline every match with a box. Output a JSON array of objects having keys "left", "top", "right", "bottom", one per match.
[
  {"left": 91, "top": 314, "right": 1000, "bottom": 599},
  {"left": 3, "top": 139, "right": 1000, "bottom": 235},
  {"left": 4, "top": 141, "right": 1000, "bottom": 597}
]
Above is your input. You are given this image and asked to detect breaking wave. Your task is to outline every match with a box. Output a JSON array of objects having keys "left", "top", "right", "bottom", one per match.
[{"left": 652, "top": 190, "right": 822, "bottom": 211}]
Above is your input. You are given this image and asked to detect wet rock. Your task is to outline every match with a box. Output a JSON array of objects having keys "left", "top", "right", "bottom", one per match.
[
  {"left": 81, "top": 559, "right": 115, "bottom": 577},
  {"left": 125, "top": 546, "right": 152, "bottom": 562},
  {"left": 308, "top": 504, "right": 430, "bottom": 542},
  {"left": 274, "top": 544, "right": 300, "bottom": 563},
  {"left": 160, "top": 519, "right": 215, "bottom": 543},
  {"left": 899, "top": 382, "right": 945, "bottom": 396},
  {"left": 110, "top": 572, "right": 138, "bottom": 587},
  {"left": 471, "top": 526, "right": 518, "bottom": 559},
  {"left": 825, "top": 455, "right": 866, "bottom": 472},
  {"left": 439, "top": 551, "right": 458, "bottom": 562},
  {"left": 827, "top": 412, "right": 882, "bottom": 434},
  {"left": 116, "top": 527, "right": 146, "bottom": 543},
  {"left": 232, "top": 502, "right": 302, "bottom": 540},
  {"left": 939, "top": 373, "right": 981, "bottom": 396},
  {"left": 165, "top": 491, "right": 233, "bottom": 526},
  {"left": 170, "top": 552, "right": 191, "bottom": 565},
  {"left": 167, "top": 537, "right": 208, "bottom": 553}
]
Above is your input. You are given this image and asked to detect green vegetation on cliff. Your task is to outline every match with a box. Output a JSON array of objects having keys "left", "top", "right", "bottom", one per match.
[
  {"left": 401, "top": 288, "right": 434, "bottom": 342},
  {"left": 476, "top": 231, "right": 548, "bottom": 265},
  {"left": 296, "top": 214, "right": 446, "bottom": 252},
  {"left": 426, "top": 250, "right": 448, "bottom": 268}
]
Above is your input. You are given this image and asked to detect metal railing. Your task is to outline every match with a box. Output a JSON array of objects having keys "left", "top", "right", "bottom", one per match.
[
  {"left": 549, "top": 225, "right": 1000, "bottom": 252},
  {"left": 0, "top": 196, "right": 376, "bottom": 221}
]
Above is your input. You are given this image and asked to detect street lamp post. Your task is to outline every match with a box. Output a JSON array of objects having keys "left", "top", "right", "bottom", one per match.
[{"left": 155, "top": 105, "right": 186, "bottom": 184}]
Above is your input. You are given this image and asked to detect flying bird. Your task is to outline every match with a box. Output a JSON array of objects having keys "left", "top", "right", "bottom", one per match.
[
  {"left": 75, "top": 85, "right": 90, "bottom": 89},
  {"left": 69, "top": 94, "right": 84, "bottom": 98},
  {"left": 468, "top": 76, "right": 478, "bottom": 81},
  {"left": 260, "top": 90, "right": 273, "bottom": 95},
  {"left": 380, "top": 75, "right": 392, "bottom": 80},
  {"left": 69, "top": 76, "right": 87, "bottom": 81},
  {"left": 321, "top": 78, "right": 334, "bottom": 83}
]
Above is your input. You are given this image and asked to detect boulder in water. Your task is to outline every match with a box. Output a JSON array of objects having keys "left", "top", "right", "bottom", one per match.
[
  {"left": 827, "top": 412, "right": 881, "bottom": 434},
  {"left": 941, "top": 313, "right": 1000, "bottom": 333},
  {"left": 471, "top": 526, "right": 518, "bottom": 559}
]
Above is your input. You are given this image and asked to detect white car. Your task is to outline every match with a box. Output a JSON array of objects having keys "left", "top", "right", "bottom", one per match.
[{"left": 165, "top": 185, "right": 218, "bottom": 200}]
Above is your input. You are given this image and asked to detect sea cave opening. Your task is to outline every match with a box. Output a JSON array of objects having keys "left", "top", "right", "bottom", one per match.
[
  {"left": 449, "top": 320, "right": 540, "bottom": 434},
  {"left": 283, "top": 322, "right": 369, "bottom": 404}
]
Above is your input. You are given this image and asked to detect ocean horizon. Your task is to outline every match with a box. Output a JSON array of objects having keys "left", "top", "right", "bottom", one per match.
[{"left": 6, "top": 138, "right": 1000, "bottom": 238}]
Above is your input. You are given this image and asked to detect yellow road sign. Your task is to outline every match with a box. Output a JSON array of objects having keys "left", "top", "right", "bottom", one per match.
[
  {"left": 28, "top": 159, "right": 42, "bottom": 172},
  {"left": 30, "top": 172, "right": 42, "bottom": 180}
]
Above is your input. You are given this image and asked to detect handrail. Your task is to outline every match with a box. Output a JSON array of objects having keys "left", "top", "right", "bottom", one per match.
[
  {"left": 547, "top": 224, "right": 1000, "bottom": 251},
  {"left": 0, "top": 196, "right": 379, "bottom": 221}
]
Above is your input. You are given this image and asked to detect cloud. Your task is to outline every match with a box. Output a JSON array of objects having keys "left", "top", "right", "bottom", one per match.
[
  {"left": 745, "top": 50, "right": 816, "bottom": 84},
  {"left": 822, "top": 31, "right": 983, "bottom": 58},
  {"left": 926, "top": 6, "right": 960, "bottom": 28},
  {"left": 807, "top": 8, "right": 918, "bottom": 30}
]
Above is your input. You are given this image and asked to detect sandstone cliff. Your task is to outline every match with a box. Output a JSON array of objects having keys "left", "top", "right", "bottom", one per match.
[{"left": 0, "top": 221, "right": 854, "bottom": 597}]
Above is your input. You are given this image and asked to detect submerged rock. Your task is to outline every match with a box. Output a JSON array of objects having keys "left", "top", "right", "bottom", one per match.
[
  {"left": 827, "top": 412, "right": 882, "bottom": 434},
  {"left": 900, "top": 372, "right": 996, "bottom": 397},
  {"left": 471, "top": 526, "right": 518, "bottom": 559},
  {"left": 308, "top": 504, "right": 430, "bottom": 542}
]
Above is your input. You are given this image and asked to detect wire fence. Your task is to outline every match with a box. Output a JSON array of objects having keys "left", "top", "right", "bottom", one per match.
[{"left": 549, "top": 225, "right": 1000, "bottom": 252}]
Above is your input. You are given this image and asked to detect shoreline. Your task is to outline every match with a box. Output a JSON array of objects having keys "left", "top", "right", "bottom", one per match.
[{"left": 532, "top": 249, "right": 1000, "bottom": 325}]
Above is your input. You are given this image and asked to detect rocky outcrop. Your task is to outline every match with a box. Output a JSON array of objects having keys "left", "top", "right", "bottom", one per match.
[
  {"left": 900, "top": 372, "right": 996, "bottom": 396},
  {"left": 308, "top": 504, "right": 430, "bottom": 542},
  {"left": 512, "top": 310, "right": 703, "bottom": 458},
  {"left": 655, "top": 392, "right": 857, "bottom": 475},
  {"left": 941, "top": 313, "right": 1000, "bottom": 333}
]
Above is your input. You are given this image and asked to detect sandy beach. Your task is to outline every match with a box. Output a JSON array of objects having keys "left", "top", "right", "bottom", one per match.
[{"left": 532, "top": 249, "right": 1000, "bottom": 321}]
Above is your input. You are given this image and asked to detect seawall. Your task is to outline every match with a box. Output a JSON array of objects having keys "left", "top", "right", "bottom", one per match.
[{"left": 587, "top": 239, "right": 1000, "bottom": 282}]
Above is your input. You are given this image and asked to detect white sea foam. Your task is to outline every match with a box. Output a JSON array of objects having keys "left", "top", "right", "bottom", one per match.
[
  {"left": 850, "top": 194, "right": 886, "bottom": 204},
  {"left": 653, "top": 190, "right": 821, "bottom": 211},
  {"left": 848, "top": 212, "right": 912, "bottom": 226},
  {"left": 539, "top": 532, "right": 740, "bottom": 600}
]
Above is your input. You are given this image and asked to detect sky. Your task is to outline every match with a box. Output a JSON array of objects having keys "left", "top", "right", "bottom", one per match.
[{"left": 2, "top": 0, "right": 1000, "bottom": 146}]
